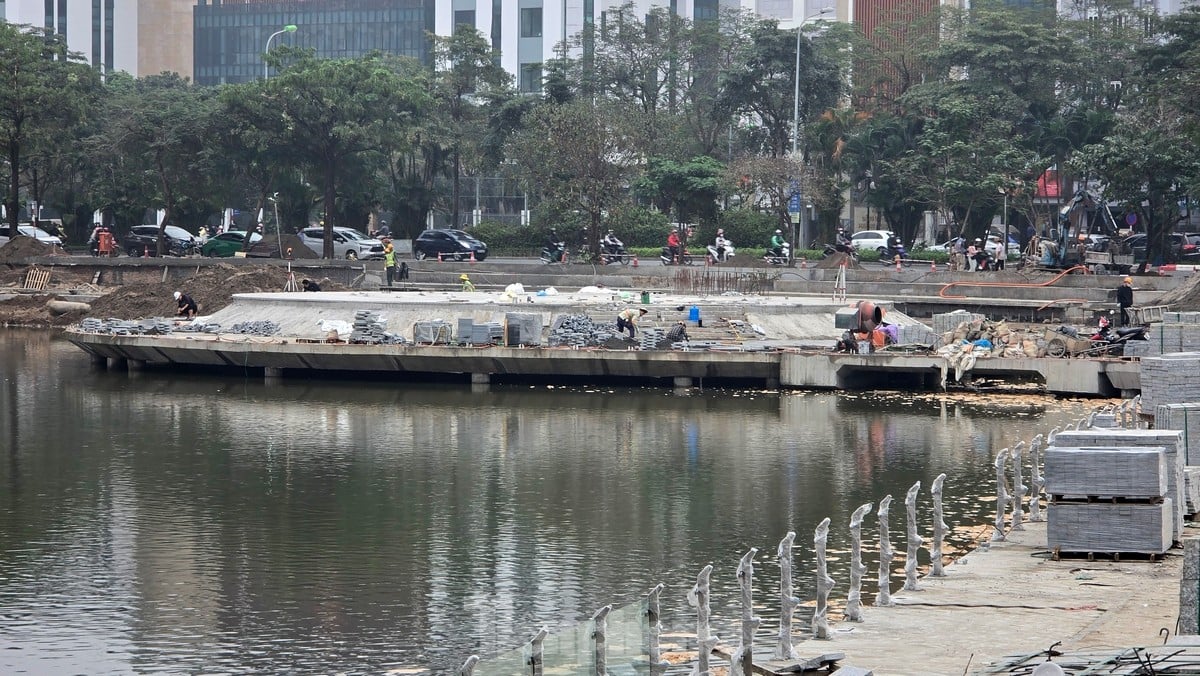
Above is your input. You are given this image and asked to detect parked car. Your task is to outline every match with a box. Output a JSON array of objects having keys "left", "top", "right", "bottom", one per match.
[
  {"left": 849, "top": 229, "right": 901, "bottom": 255},
  {"left": 123, "top": 225, "right": 198, "bottom": 257},
  {"left": 413, "top": 229, "right": 488, "bottom": 261},
  {"left": 201, "top": 230, "right": 262, "bottom": 257},
  {"left": 297, "top": 226, "right": 385, "bottom": 260},
  {"left": 0, "top": 224, "right": 63, "bottom": 248},
  {"left": 1121, "top": 232, "right": 1199, "bottom": 263}
]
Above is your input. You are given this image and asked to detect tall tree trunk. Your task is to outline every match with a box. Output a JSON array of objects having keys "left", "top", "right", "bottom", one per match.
[
  {"left": 452, "top": 146, "right": 461, "bottom": 230},
  {"left": 6, "top": 138, "right": 19, "bottom": 230},
  {"left": 156, "top": 154, "right": 173, "bottom": 256},
  {"left": 323, "top": 160, "right": 337, "bottom": 258}
]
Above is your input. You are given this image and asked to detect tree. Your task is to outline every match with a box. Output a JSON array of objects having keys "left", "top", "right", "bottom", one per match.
[
  {"left": 633, "top": 156, "right": 725, "bottom": 228},
  {"left": 510, "top": 100, "right": 639, "bottom": 254},
  {"left": 0, "top": 23, "right": 98, "bottom": 230},
  {"left": 428, "top": 28, "right": 512, "bottom": 230},
  {"left": 92, "top": 73, "right": 217, "bottom": 254},
  {"left": 266, "top": 52, "right": 429, "bottom": 257}
]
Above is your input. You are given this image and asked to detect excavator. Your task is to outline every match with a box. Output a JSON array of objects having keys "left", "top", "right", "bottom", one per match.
[{"left": 1030, "top": 190, "right": 1130, "bottom": 273}]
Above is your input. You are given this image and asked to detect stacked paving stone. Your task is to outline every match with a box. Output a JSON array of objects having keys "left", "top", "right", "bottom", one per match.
[
  {"left": 638, "top": 328, "right": 665, "bottom": 351},
  {"left": 413, "top": 320, "right": 453, "bottom": 344},
  {"left": 228, "top": 320, "right": 280, "bottom": 336},
  {"left": 1154, "top": 403, "right": 1200, "bottom": 516},
  {"left": 932, "top": 310, "right": 984, "bottom": 334},
  {"left": 1044, "top": 444, "right": 1173, "bottom": 554},
  {"left": 549, "top": 314, "right": 618, "bottom": 347},
  {"left": 1140, "top": 353, "right": 1200, "bottom": 408},
  {"left": 455, "top": 318, "right": 503, "bottom": 345},
  {"left": 1052, "top": 429, "right": 1185, "bottom": 546},
  {"left": 78, "top": 317, "right": 179, "bottom": 335},
  {"left": 1126, "top": 323, "right": 1200, "bottom": 358},
  {"left": 895, "top": 323, "right": 937, "bottom": 346},
  {"left": 348, "top": 310, "right": 406, "bottom": 345},
  {"left": 504, "top": 313, "right": 543, "bottom": 346}
]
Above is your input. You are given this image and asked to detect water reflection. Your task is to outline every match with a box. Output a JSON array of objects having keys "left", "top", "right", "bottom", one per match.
[{"left": 0, "top": 331, "right": 1097, "bottom": 674}]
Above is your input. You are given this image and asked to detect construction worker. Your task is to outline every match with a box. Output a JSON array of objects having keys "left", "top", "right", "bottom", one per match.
[
  {"left": 383, "top": 238, "right": 397, "bottom": 286},
  {"left": 616, "top": 307, "right": 648, "bottom": 339},
  {"left": 1117, "top": 276, "right": 1134, "bottom": 326},
  {"left": 460, "top": 273, "right": 475, "bottom": 292},
  {"left": 173, "top": 291, "right": 198, "bottom": 319}
]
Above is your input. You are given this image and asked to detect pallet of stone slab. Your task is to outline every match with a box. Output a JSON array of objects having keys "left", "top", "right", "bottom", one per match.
[
  {"left": 1047, "top": 499, "right": 1173, "bottom": 555},
  {"left": 1051, "top": 429, "right": 1185, "bottom": 543},
  {"left": 1186, "top": 467, "right": 1200, "bottom": 516},
  {"left": 1154, "top": 402, "right": 1200, "bottom": 466},
  {"left": 1043, "top": 446, "right": 1167, "bottom": 501},
  {"left": 1140, "top": 352, "right": 1200, "bottom": 408}
]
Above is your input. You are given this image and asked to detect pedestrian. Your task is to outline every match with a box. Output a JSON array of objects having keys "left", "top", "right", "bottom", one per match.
[
  {"left": 952, "top": 237, "right": 966, "bottom": 271},
  {"left": 383, "top": 238, "right": 396, "bottom": 286},
  {"left": 1117, "top": 276, "right": 1134, "bottom": 326},
  {"left": 967, "top": 239, "right": 980, "bottom": 271},
  {"left": 198, "top": 225, "right": 209, "bottom": 245},
  {"left": 377, "top": 220, "right": 391, "bottom": 238},
  {"left": 173, "top": 290, "right": 198, "bottom": 319},
  {"left": 616, "top": 307, "right": 647, "bottom": 339}
]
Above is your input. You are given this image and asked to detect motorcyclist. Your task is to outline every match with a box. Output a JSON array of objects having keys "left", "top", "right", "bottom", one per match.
[
  {"left": 546, "top": 228, "right": 565, "bottom": 261},
  {"left": 769, "top": 229, "right": 786, "bottom": 258},
  {"left": 835, "top": 228, "right": 852, "bottom": 253},
  {"left": 886, "top": 232, "right": 901, "bottom": 257},
  {"left": 666, "top": 228, "right": 681, "bottom": 261},
  {"left": 602, "top": 229, "right": 624, "bottom": 256},
  {"left": 713, "top": 229, "right": 731, "bottom": 260}
]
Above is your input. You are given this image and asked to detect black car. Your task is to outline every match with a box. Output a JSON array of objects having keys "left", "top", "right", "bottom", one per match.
[
  {"left": 413, "top": 229, "right": 488, "bottom": 261},
  {"left": 123, "top": 225, "right": 198, "bottom": 257}
]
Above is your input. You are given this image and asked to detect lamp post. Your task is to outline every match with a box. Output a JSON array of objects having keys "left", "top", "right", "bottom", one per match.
[
  {"left": 792, "top": 6, "right": 833, "bottom": 157},
  {"left": 264, "top": 24, "right": 298, "bottom": 79}
]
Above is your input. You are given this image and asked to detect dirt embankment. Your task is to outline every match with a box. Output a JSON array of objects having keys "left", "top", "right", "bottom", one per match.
[
  {"left": 1150, "top": 273, "right": 1200, "bottom": 311},
  {"left": 1, "top": 237, "right": 348, "bottom": 328},
  {"left": 0, "top": 237, "right": 68, "bottom": 263}
]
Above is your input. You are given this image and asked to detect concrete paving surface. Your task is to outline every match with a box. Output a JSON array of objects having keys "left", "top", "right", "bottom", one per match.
[{"left": 816, "top": 520, "right": 1183, "bottom": 675}]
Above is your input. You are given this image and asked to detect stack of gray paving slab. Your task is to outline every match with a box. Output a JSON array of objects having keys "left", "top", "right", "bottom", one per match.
[
  {"left": 1155, "top": 403, "right": 1200, "bottom": 466},
  {"left": 504, "top": 313, "right": 542, "bottom": 346},
  {"left": 1052, "top": 429, "right": 1185, "bottom": 546},
  {"left": 1163, "top": 312, "right": 1200, "bottom": 324},
  {"left": 549, "top": 314, "right": 618, "bottom": 347},
  {"left": 1131, "top": 324, "right": 1200, "bottom": 358},
  {"left": 349, "top": 310, "right": 405, "bottom": 344},
  {"left": 413, "top": 320, "right": 453, "bottom": 345},
  {"left": 457, "top": 317, "right": 474, "bottom": 343},
  {"left": 1140, "top": 353, "right": 1200, "bottom": 409},
  {"left": 932, "top": 310, "right": 984, "bottom": 334},
  {"left": 638, "top": 328, "right": 665, "bottom": 351},
  {"left": 1045, "top": 445, "right": 1171, "bottom": 554},
  {"left": 895, "top": 323, "right": 937, "bottom": 346},
  {"left": 465, "top": 322, "right": 503, "bottom": 346},
  {"left": 229, "top": 320, "right": 280, "bottom": 336}
]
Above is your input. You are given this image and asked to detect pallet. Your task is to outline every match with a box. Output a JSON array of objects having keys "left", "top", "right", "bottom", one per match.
[{"left": 1050, "top": 546, "right": 1166, "bottom": 562}]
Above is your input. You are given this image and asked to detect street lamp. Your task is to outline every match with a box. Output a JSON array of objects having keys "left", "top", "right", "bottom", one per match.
[
  {"left": 792, "top": 7, "right": 833, "bottom": 157},
  {"left": 264, "top": 24, "right": 298, "bottom": 79}
]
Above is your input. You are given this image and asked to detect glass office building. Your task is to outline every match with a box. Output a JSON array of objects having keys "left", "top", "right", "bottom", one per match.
[{"left": 194, "top": 0, "right": 435, "bottom": 85}]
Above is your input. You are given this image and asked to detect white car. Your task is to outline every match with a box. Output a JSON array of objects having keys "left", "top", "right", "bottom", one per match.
[
  {"left": 298, "top": 226, "right": 385, "bottom": 260},
  {"left": 849, "top": 229, "right": 898, "bottom": 254},
  {"left": 0, "top": 224, "right": 63, "bottom": 248}
]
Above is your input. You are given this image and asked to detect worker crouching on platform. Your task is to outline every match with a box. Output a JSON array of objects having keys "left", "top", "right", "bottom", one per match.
[
  {"left": 174, "top": 291, "right": 198, "bottom": 319},
  {"left": 617, "top": 307, "right": 648, "bottom": 339}
]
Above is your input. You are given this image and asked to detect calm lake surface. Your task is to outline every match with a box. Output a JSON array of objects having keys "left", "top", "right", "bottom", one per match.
[{"left": 0, "top": 329, "right": 1099, "bottom": 674}]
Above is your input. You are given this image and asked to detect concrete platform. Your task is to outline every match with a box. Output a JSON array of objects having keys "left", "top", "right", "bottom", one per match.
[
  {"left": 811, "top": 520, "right": 1183, "bottom": 675},
  {"left": 64, "top": 291, "right": 1143, "bottom": 395}
]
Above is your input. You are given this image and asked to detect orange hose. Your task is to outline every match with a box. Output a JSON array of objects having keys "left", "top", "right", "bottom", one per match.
[{"left": 938, "top": 265, "right": 1090, "bottom": 299}]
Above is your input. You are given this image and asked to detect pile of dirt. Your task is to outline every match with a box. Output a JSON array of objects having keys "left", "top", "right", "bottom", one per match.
[
  {"left": 0, "top": 294, "right": 66, "bottom": 327},
  {"left": 0, "top": 237, "right": 67, "bottom": 263},
  {"left": 87, "top": 264, "right": 288, "bottom": 318},
  {"left": 1150, "top": 274, "right": 1200, "bottom": 310},
  {"left": 814, "top": 252, "right": 863, "bottom": 269}
]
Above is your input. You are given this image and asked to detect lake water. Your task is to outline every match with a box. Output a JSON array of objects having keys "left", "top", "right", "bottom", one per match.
[{"left": 0, "top": 330, "right": 1098, "bottom": 673}]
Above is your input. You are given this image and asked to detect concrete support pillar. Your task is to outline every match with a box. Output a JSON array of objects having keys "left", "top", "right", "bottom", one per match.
[
  {"left": 107, "top": 357, "right": 126, "bottom": 371},
  {"left": 264, "top": 367, "right": 284, "bottom": 381},
  {"left": 765, "top": 377, "right": 780, "bottom": 389},
  {"left": 127, "top": 359, "right": 146, "bottom": 371},
  {"left": 90, "top": 353, "right": 107, "bottom": 367},
  {"left": 470, "top": 373, "right": 490, "bottom": 384},
  {"left": 672, "top": 376, "right": 693, "bottom": 388}
]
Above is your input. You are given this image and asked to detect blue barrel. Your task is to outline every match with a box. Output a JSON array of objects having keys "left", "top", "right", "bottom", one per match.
[{"left": 688, "top": 305, "right": 700, "bottom": 322}]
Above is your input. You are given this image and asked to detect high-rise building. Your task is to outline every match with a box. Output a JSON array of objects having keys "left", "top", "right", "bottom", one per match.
[{"left": 2, "top": 0, "right": 194, "bottom": 79}]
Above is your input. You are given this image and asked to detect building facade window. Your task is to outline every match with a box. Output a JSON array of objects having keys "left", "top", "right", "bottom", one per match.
[
  {"left": 520, "top": 7, "right": 542, "bottom": 38},
  {"left": 104, "top": 0, "right": 113, "bottom": 72},
  {"left": 491, "top": 0, "right": 501, "bottom": 64},
  {"left": 193, "top": 0, "right": 434, "bottom": 85},
  {"left": 519, "top": 63, "right": 542, "bottom": 93},
  {"left": 453, "top": 9, "right": 474, "bottom": 29},
  {"left": 56, "top": 0, "right": 65, "bottom": 37}
]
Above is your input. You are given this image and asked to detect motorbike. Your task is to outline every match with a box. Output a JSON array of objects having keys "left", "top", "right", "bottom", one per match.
[
  {"left": 971, "top": 249, "right": 997, "bottom": 271},
  {"left": 660, "top": 246, "right": 694, "bottom": 265},
  {"left": 821, "top": 243, "right": 858, "bottom": 261},
  {"left": 706, "top": 241, "right": 736, "bottom": 263},
  {"left": 600, "top": 244, "right": 632, "bottom": 265},
  {"left": 540, "top": 242, "right": 568, "bottom": 264},
  {"left": 764, "top": 241, "right": 791, "bottom": 266},
  {"left": 1089, "top": 322, "right": 1148, "bottom": 356}
]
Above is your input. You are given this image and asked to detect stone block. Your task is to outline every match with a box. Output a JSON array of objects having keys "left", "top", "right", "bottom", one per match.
[
  {"left": 1047, "top": 500, "right": 1173, "bottom": 554},
  {"left": 1044, "top": 446, "right": 1166, "bottom": 499}
]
